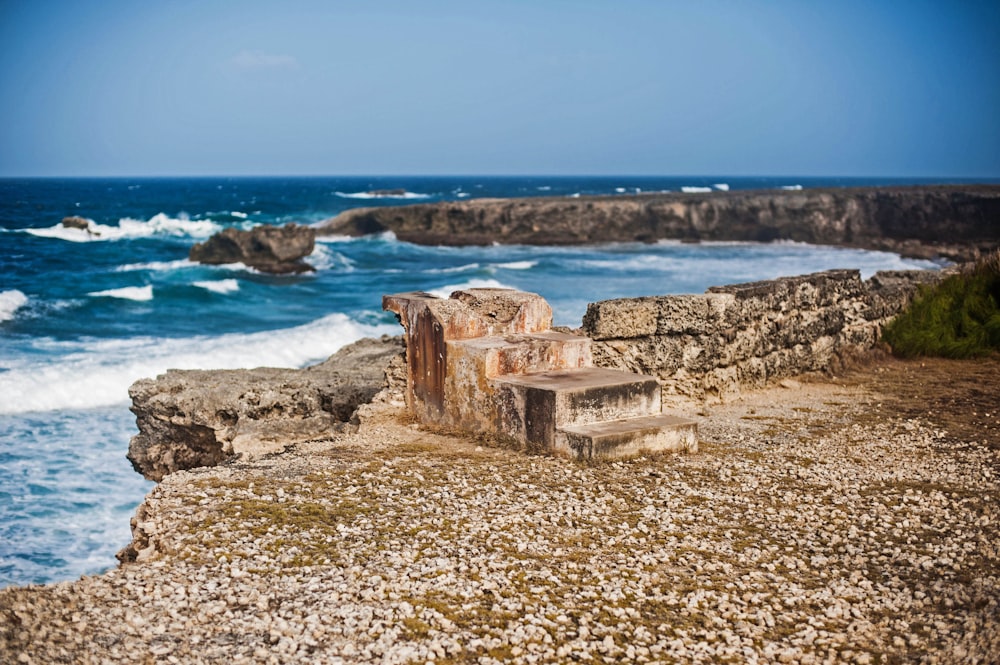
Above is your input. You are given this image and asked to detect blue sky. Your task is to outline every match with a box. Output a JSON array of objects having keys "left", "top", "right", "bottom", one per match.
[{"left": 1, "top": 1, "right": 998, "bottom": 177}]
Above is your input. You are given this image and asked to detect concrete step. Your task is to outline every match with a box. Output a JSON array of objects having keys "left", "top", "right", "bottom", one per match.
[
  {"left": 494, "top": 367, "right": 662, "bottom": 449},
  {"left": 449, "top": 331, "right": 592, "bottom": 380},
  {"left": 558, "top": 414, "right": 698, "bottom": 460}
]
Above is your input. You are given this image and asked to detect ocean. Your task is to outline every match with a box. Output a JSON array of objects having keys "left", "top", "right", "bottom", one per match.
[{"left": 0, "top": 175, "right": 963, "bottom": 587}]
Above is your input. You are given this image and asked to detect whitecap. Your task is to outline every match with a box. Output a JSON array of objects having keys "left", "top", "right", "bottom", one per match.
[
  {"left": 457, "top": 192, "right": 471, "bottom": 198},
  {"left": 87, "top": 286, "right": 154, "bottom": 301},
  {"left": 25, "top": 213, "right": 220, "bottom": 242},
  {"left": 681, "top": 186, "right": 713, "bottom": 193},
  {"left": 426, "top": 263, "right": 481, "bottom": 274},
  {"left": 115, "top": 259, "right": 194, "bottom": 272},
  {"left": 568, "top": 193, "right": 581, "bottom": 198},
  {"left": 193, "top": 279, "right": 240, "bottom": 294},
  {"left": 782, "top": 185, "right": 804, "bottom": 191},
  {"left": 426, "top": 278, "right": 516, "bottom": 299},
  {"left": 0, "top": 289, "right": 28, "bottom": 322},
  {"left": 0, "top": 313, "right": 396, "bottom": 414},
  {"left": 334, "top": 191, "right": 431, "bottom": 200},
  {"left": 314, "top": 234, "right": 357, "bottom": 243},
  {"left": 493, "top": 261, "right": 537, "bottom": 270},
  {"left": 307, "top": 245, "right": 355, "bottom": 271},
  {"left": 713, "top": 183, "right": 730, "bottom": 191},
  {"left": 615, "top": 187, "right": 627, "bottom": 193},
  {"left": 230, "top": 211, "right": 249, "bottom": 219},
  {"left": 537, "top": 186, "right": 552, "bottom": 191}
]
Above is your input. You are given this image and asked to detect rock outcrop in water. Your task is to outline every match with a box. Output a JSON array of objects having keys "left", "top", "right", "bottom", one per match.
[
  {"left": 127, "top": 336, "right": 404, "bottom": 481},
  {"left": 189, "top": 223, "right": 317, "bottom": 274},
  {"left": 317, "top": 185, "right": 1000, "bottom": 261}
]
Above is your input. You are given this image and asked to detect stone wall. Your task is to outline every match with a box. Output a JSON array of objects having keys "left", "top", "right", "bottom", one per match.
[{"left": 582, "top": 269, "right": 942, "bottom": 400}]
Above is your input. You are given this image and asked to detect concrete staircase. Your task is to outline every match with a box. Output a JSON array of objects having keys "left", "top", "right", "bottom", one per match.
[{"left": 384, "top": 288, "right": 696, "bottom": 460}]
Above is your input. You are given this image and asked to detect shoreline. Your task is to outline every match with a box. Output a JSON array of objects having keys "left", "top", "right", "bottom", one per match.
[{"left": 2, "top": 357, "right": 997, "bottom": 663}]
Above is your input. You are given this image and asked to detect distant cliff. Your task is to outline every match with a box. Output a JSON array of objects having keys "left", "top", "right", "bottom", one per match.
[{"left": 317, "top": 185, "right": 1000, "bottom": 261}]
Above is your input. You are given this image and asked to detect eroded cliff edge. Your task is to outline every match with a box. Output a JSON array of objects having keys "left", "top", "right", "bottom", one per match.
[
  {"left": 127, "top": 336, "right": 405, "bottom": 481},
  {"left": 317, "top": 185, "right": 1000, "bottom": 260}
]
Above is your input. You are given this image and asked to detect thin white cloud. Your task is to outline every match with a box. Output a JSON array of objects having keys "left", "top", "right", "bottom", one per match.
[{"left": 229, "top": 50, "right": 299, "bottom": 70}]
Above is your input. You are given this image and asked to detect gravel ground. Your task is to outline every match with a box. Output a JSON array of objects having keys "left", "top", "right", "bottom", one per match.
[{"left": 2, "top": 359, "right": 998, "bottom": 664}]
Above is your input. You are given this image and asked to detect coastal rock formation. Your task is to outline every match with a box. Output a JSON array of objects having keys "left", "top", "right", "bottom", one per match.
[
  {"left": 60, "top": 216, "right": 91, "bottom": 230},
  {"left": 189, "top": 223, "right": 317, "bottom": 274},
  {"left": 317, "top": 185, "right": 1000, "bottom": 261},
  {"left": 584, "top": 269, "right": 943, "bottom": 400},
  {"left": 61, "top": 215, "right": 100, "bottom": 236},
  {"left": 127, "top": 335, "right": 404, "bottom": 481}
]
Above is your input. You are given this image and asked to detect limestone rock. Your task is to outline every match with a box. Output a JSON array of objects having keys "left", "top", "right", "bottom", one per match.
[
  {"left": 189, "top": 223, "right": 316, "bottom": 274},
  {"left": 61, "top": 216, "right": 91, "bottom": 230},
  {"left": 61, "top": 216, "right": 100, "bottom": 236},
  {"left": 127, "top": 335, "right": 404, "bottom": 481},
  {"left": 317, "top": 185, "right": 1000, "bottom": 260}
]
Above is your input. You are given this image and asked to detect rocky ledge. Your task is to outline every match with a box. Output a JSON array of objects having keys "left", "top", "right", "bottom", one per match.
[
  {"left": 127, "top": 336, "right": 404, "bottom": 481},
  {"left": 3, "top": 358, "right": 998, "bottom": 664},
  {"left": 190, "top": 223, "right": 317, "bottom": 274},
  {"left": 316, "top": 185, "right": 1000, "bottom": 261}
]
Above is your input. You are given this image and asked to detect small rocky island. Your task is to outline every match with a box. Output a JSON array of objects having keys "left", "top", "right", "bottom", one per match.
[{"left": 190, "top": 223, "right": 317, "bottom": 274}]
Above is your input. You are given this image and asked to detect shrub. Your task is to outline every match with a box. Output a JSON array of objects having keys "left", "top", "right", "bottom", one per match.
[{"left": 881, "top": 250, "right": 1000, "bottom": 358}]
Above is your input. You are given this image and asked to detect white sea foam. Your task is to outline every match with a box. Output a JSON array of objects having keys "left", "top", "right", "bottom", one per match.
[
  {"left": 335, "top": 191, "right": 431, "bottom": 200},
  {"left": 193, "top": 279, "right": 240, "bottom": 294},
  {"left": 116, "top": 259, "right": 194, "bottom": 272},
  {"left": 426, "top": 278, "right": 516, "bottom": 299},
  {"left": 782, "top": 185, "right": 804, "bottom": 191},
  {"left": 427, "top": 263, "right": 481, "bottom": 274},
  {"left": 230, "top": 211, "right": 249, "bottom": 219},
  {"left": 308, "top": 245, "right": 355, "bottom": 271},
  {"left": 493, "top": 260, "right": 537, "bottom": 270},
  {"left": 615, "top": 187, "right": 627, "bottom": 193},
  {"left": 25, "top": 213, "right": 220, "bottom": 242},
  {"left": 681, "top": 186, "right": 713, "bottom": 193},
  {"left": 1, "top": 289, "right": 28, "bottom": 322},
  {"left": 568, "top": 193, "right": 581, "bottom": 198},
  {"left": 0, "top": 313, "right": 395, "bottom": 414},
  {"left": 713, "top": 183, "right": 730, "bottom": 191},
  {"left": 457, "top": 192, "right": 471, "bottom": 198},
  {"left": 87, "top": 286, "right": 154, "bottom": 301},
  {"left": 537, "top": 186, "right": 552, "bottom": 191}
]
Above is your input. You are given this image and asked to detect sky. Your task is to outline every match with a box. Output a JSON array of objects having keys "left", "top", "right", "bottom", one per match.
[{"left": 1, "top": 0, "right": 998, "bottom": 178}]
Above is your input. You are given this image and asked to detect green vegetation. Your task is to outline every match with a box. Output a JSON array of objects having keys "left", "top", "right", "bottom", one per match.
[{"left": 882, "top": 251, "right": 1000, "bottom": 358}]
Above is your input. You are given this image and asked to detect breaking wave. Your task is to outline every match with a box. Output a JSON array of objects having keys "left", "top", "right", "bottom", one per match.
[
  {"left": 335, "top": 190, "right": 432, "bottom": 200},
  {"left": 87, "top": 286, "right": 154, "bottom": 301},
  {"left": 24, "top": 213, "right": 221, "bottom": 242},
  {"left": 0, "top": 289, "right": 29, "bottom": 322},
  {"left": 193, "top": 279, "right": 240, "bottom": 294},
  {"left": 0, "top": 313, "right": 394, "bottom": 414}
]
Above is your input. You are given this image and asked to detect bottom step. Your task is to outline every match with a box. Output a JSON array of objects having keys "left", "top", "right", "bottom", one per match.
[{"left": 558, "top": 414, "right": 698, "bottom": 460}]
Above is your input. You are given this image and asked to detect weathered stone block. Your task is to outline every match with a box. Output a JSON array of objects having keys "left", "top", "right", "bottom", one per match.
[
  {"left": 582, "top": 298, "right": 658, "bottom": 340},
  {"left": 495, "top": 368, "right": 662, "bottom": 453},
  {"left": 560, "top": 414, "right": 698, "bottom": 460}
]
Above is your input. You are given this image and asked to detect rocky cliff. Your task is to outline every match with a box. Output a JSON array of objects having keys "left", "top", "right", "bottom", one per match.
[{"left": 317, "top": 185, "right": 1000, "bottom": 260}]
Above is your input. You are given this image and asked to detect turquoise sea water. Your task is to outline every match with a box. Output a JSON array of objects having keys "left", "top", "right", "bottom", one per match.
[{"left": 0, "top": 175, "right": 971, "bottom": 587}]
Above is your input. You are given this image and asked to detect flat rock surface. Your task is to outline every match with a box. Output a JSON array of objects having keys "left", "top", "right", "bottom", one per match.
[
  {"left": 2, "top": 358, "right": 998, "bottom": 664},
  {"left": 127, "top": 335, "right": 404, "bottom": 481}
]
